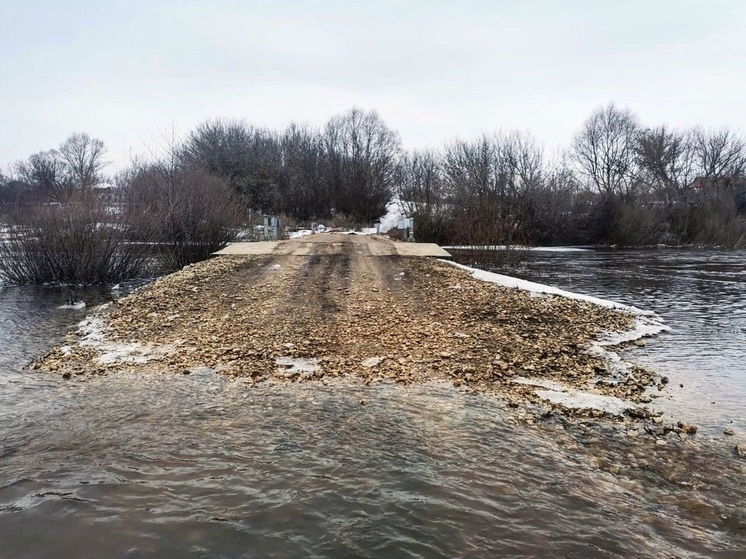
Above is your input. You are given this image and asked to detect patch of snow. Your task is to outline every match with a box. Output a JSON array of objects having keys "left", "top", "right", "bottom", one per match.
[
  {"left": 76, "top": 315, "right": 173, "bottom": 365},
  {"left": 96, "top": 343, "right": 166, "bottom": 365},
  {"left": 275, "top": 356, "right": 320, "bottom": 375},
  {"left": 513, "top": 376, "right": 633, "bottom": 415},
  {"left": 442, "top": 245, "right": 589, "bottom": 252},
  {"left": 378, "top": 200, "right": 405, "bottom": 233},
  {"left": 58, "top": 301, "right": 86, "bottom": 310},
  {"left": 234, "top": 228, "right": 255, "bottom": 241},
  {"left": 361, "top": 357, "right": 384, "bottom": 368},
  {"left": 587, "top": 314, "right": 671, "bottom": 377},
  {"left": 598, "top": 315, "right": 669, "bottom": 346},
  {"left": 360, "top": 200, "right": 405, "bottom": 235},
  {"left": 77, "top": 316, "right": 109, "bottom": 343},
  {"left": 529, "top": 247, "right": 589, "bottom": 252},
  {"left": 289, "top": 224, "right": 328, "bottom": 239},
  {"left": 535, "top": 389, "right": 632, "bottom": 416},
  {"left": 587, "top": 343, "right": 628, "bottom": 376}
]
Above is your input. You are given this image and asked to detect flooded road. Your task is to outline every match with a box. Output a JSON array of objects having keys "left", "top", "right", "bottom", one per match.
[{"left": 1, "top": 250, "right": 745, "bottom": 558}]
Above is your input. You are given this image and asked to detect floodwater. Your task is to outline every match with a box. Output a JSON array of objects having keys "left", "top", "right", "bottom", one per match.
[
  {"left": 1, "top": 251, "right": 745, "bottom": 558},
  {"left": 512, "top": 248, "right": 746, "bottom": 434}
]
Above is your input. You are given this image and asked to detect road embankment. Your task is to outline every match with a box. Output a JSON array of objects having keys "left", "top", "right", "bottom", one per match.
[{"left": 34, "top": 234, "right": 666, "bottom": 421}]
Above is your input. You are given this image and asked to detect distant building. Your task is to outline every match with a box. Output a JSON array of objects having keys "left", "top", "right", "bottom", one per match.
[
  {"left": 687, "top": 176, "right": 745, "bottom": 190},
  {"left": 687, "top": 176, "right": 746, "bottom": 213}
]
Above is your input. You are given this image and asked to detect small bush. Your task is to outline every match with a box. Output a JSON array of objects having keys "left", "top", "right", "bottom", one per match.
[
  {"left": 447, "top": 204, "right": 530, "bottom": 269},
  {"left": 411, "top": 207, "right": 455, "bottom": 246},
  {"left": 123, "top": 167, "right": 243, "bottom": 271},
  {"left": 605, "top": 200, "right": 667, "bottom": 246},
  {"left": 0, "top": 193, "right": 147, "bottom": 285}
]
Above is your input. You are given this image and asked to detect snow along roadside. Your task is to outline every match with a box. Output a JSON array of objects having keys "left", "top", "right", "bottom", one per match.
[
  {"left": 441, "top": 245, "right": 589, "bottom": 252},
  {"left": 440, "top": 259, "right": 669, "bottom": 343},
  {"left": 75, "top": 311, "right": 176, "bottom": 366},
  {"left": 440, "top": 259, "right": 670, "bottom": 415}
]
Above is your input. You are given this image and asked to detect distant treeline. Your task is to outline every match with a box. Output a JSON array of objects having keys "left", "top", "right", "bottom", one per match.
[
  {"left": 2, "top": 104, "right": 746, "bottom": 252},
  {"left": 401, "top": 105, "right": 746, "bottom": 248}
]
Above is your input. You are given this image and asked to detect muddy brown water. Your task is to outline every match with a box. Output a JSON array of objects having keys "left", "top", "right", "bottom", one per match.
[{"left": 1, "top": 250, "right": 745, "bottom": 558}]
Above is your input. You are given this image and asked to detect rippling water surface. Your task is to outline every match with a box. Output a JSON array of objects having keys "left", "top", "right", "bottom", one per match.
[
  {"left": 1, "top": 252, "right": 745, "bottom": 558},
  {"left": 512, "top": 249, "right": 746, "bottom": 433}
]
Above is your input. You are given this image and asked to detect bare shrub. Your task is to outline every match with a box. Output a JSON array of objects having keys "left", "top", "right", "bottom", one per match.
[
  {"left": 411, "top": 206, "right": 455, "bottom": 245},
  {"left": 447, "top": 204, "right": 530, "bottom": 268},
  {"left": 0, "top": 192, "right": 147, "bottom": 285},
  {"left": 123, "top": 166, "right": 243, "bottom": 271},
  {"left": 678, "top": 189, "right": 746, "bottom": 247},
  {"left": 605, "top": 200, "right": 668, "bottom": 246}
]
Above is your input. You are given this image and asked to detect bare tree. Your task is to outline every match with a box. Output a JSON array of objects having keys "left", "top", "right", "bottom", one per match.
[
  {"left": 57, "top": 132, "right": 108, "bottom": 190},
  {"left": 635, "top": 126, "right": 696, "bottom": 203},
  {"left": 182, "top": 118, "right": 254, "bottom": 178},
  {"left": 443, "top": 134, "right": 496, "bottom": 203},
  {"left": 499, "top": 130, "right": 546, "bottom": 196},
  {"left": 691, "top": 127, "right": 746, "bottom": 179},
  {"left": 324, "top": 107, "right": 401, "bottom": 222},
  {"left": 397, "top": 150, "right": 443, "bottom": 211},
  {"left": 443, "top": 131, "right": 545, "bottom": 215},
  {"left": 0, "top": 168, "right": 28, "bottom": 208},
  {"left": 182, "top": 119, "right": 282, "bottom": 212},
  {"left": 571, "top": 103, "right": 640, "bottom": 199},
  {"left": 396, "top": 150, "right": 453, "bottom": 242},
  {"left": 442, "top": 131, "right": 547, "bottom": 248},
  {"left": 14, "top": 150, "right": 70, "bottom": 200},
  {"left": 523, "top": 160, "right": 599, "bottom": 245},
  {"left": 280, "top": 123, "right": 329, "bottom": 220},
  {"left": 12, "top": 133, "right": 108, "bottom": 201}
]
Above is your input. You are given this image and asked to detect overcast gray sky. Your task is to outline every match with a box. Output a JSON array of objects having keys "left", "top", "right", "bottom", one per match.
[{"left": 1, "top": 0, "right": 745, "bottom": 172}]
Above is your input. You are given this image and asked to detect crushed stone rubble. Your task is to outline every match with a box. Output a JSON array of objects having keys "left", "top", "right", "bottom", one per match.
[{"left": 32, "top": 238, "right": 677, "bottom": 430}]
